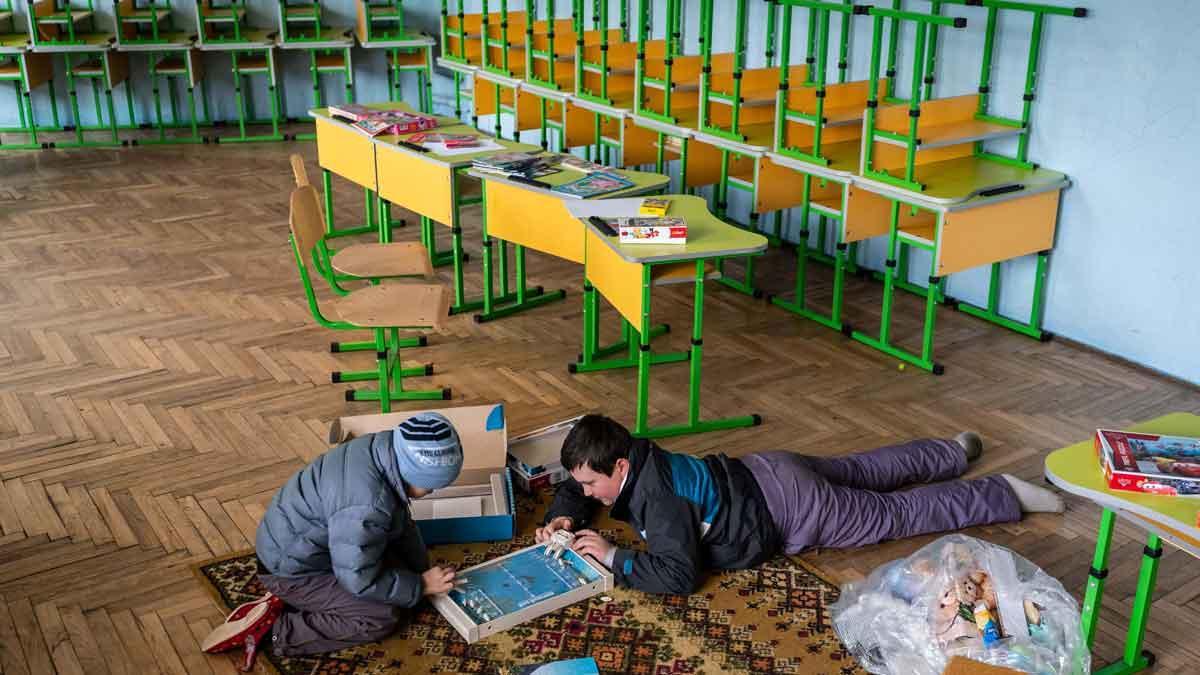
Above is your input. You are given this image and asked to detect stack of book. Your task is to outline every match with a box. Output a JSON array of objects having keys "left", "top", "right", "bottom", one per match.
[
  {"left": 329, "top": 103, "right": 439, "bottom": 137},
  {"left": 472, "top": 152, "right": 561, "bottom": 179},
  {"left": 1095, "top": 429, "right": 1200, "bottom": 497}
]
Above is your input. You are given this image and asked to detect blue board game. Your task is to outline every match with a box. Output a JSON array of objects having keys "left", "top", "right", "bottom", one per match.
[
  {"left": 432, "top": 541, "right": 613, "bottom": 642},
  {"left": 449, "top": 544, "right": 602, "bottom": 624}
]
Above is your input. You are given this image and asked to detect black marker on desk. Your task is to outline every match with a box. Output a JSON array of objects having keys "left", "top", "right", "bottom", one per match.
[
  {"left": 397, "top": 140, "right": 429, "bottom": 153},
  {"left": 587, "top": 216, "right": 618, "bottom": 237}
]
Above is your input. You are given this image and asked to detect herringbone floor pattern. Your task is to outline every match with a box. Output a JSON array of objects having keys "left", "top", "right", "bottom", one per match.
[{"left": 0, "top": 143, "right": 1198, "bottom": 674}]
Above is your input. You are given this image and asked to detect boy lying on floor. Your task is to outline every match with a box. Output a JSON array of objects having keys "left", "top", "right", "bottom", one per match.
[
  {"left": 537, "top": 414, "right": 1063, "bottom": 595},
  {"left": 201, "top": 413, "right": 464, "bottom": 670}
]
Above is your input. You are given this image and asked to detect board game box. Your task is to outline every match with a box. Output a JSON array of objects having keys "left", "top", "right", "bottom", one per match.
[
  {"left": 1095, "top": 429, "right": 1200, "bottom": 497},
  {"left": 617, "top": 216, "right": 687, "bottom": 244},
  {"left": 507, "top": 416, "right": 581, "bottom": 493},
  {"left": 431, "top": 541, "right": 613, "bottom": 643},
  {"left": 508, "top": 658, "right": 600, "bottom": 675}
]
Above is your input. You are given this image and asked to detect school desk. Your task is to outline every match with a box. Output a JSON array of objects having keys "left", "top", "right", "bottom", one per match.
[
  {"left": 1044, "top": 413, "right": 1200, "bottom": 675},
  {"left": 310, "top": 104, "right": 460, "bottom": 254},
  {"left": 579, "top": 195, "right": 768, "bottom": 438},
  {"left": 843, "top": 158, "right": 1069, "bottom": 374},
  {"left": 370, "top": 120, "right": 543, "bottom": 314},
  {"left": 466, "top": 165, "right": 669, "bottom": 325}
]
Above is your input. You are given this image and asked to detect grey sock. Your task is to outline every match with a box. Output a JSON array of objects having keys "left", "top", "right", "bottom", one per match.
[
  {"left": 1002, "top": 474, "right": 1064, "bottom": 513},
  {"left": 955, "top": 431, "right": 983, "bottom": 463}
]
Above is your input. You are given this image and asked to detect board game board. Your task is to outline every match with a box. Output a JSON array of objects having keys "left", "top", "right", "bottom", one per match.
[{"left": 431, "top": 542, "right": 613, "bottom": 643}]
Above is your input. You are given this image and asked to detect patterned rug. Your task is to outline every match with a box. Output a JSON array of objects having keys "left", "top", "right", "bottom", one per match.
[{"left": 195, "top": 489, "right": 863, "bottom": 675}]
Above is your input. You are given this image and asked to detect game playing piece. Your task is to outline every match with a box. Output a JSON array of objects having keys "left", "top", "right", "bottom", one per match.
[{"left": 545, "top": 529, "right": 576, "bottom": 559}]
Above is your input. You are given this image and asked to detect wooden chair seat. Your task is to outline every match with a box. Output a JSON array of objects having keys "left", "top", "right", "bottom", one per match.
[
  {"left": 0, "top": 63, "right": 21, "bottom": 78},
  {"left": 40, "top": 9, "right": 92, "bottom": 24},
  {"left": 386, "top": 50, "right": 426, "bottom": 67},
  {"left": 285, "top": 5, "right": 319, "bottom": 18},
  {"left": 201, "top": 7, "right": 245, "bottom": 22},
  {"left": 235, "top": 55, "right": 270, "bottom": 71},
  {"left": 330, "top": 242, "right": 433, "bottom": 279},
  {"left": 331, "top": 282, "right": 448, "bottom": 328},
  {"left": 71, "top": 58, "right": 105, "bottom": 76},
  {"left": 154, "top": 56, "right": 188, "bottom": 74},
  {"left": 121, "top": 8, "right": 169, "bottom": 23},
  {"left": 314, "top": 53, "right": 346, "bottom": 69}
]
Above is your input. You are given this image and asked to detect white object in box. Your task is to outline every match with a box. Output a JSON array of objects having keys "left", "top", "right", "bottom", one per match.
[
  {"left": 330, "top": 403, "right": 515, "bottom": 544},
  {"left": 507, "top": 416, "right": 582, "bottom": 493},
  {"left": 617, "top": 217, "right": 687, "bottom": 245}
]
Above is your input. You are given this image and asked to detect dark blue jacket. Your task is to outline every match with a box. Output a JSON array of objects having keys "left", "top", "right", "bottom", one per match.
[
  {"left": 255, "top": 431, "right": 430, "bottom": 607},
  {"left": 545, "top": 439, "right": 779, "bottom": 594}
]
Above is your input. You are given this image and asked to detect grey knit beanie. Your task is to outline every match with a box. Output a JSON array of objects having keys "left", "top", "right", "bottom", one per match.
[{"left": 392, "top": 412, "right": 464, "bottom": 490}]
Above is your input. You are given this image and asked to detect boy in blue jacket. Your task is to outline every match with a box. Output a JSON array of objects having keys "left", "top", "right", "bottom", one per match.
[
  {"left": 538, "top": 415, "right": 1062, "bottom": 595},
  {"left": 202, "top": 413, "right": 464, "bottom": 668}
]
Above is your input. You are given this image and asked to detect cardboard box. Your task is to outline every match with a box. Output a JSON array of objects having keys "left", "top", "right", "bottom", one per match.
[
  {"left": 1095, "top": 428, "right": 1200, "bottom": 497},
  {"left": 507, "top": 416, "right": 581, "bottom": 493},
  {"left": 331, "top": 404, "right": 515, "bottom": 544},
  {"left": 617, "top": 217, "right": 687, "bottom": 245}
]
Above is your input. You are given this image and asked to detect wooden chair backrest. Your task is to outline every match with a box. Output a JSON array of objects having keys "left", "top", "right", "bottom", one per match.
[
  {"left": 288, "top": 185, "right": 325, "bottom": 265},
  {"left": 289, "top": 154, "right": 311, "bottom": 187}
]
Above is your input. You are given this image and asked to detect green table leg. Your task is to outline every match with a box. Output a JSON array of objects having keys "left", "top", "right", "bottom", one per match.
[
  {"left": 633, "top": 261, "right": 762, "bottom": 439},
  {"left": 1095, "top": 530, "right": 1161, "bottom": 675},
  {"left": 571, "top": 290, "right": 680, "bottom": 372},
  {"left": 1081, "top": 509, "right": 1115, "bottom": 650},
  {"left": 474, "top": 243, "right": 566, "bottom": 323}
]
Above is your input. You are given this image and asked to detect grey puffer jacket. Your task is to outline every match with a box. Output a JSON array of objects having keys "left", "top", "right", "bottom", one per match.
[{"left": 255, "top": 431, "right": 430, "bottom": 607}]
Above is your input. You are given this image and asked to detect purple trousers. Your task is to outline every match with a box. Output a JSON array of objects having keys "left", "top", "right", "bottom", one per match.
[
  {"left": 741, "top": 438, "right": 1021, "bottom": 554},
  {"left": 259, "top": 572, "right": 400, "bottom": 656}
]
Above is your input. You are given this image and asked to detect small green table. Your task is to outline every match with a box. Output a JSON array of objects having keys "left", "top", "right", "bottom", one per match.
[{"left": 1044, "top": 412, "right": 1200, "bottom": 675}]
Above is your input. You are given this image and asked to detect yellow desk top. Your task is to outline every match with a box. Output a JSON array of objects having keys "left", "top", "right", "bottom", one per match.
[
  {"left": 581, "top": 195, "right": 768, "bottom": 264},
  {"left": 1045, "top": 413, "right": 1200, "bottom": 552},
  {"left": 375, "top": 123, "right": 541, "bottom": 165},
  {"left": 859, "top": 155, "right": 1069, "bottom": 208},
  {"left": 472, "top": 162, "right": 670, "bottom": 200}
]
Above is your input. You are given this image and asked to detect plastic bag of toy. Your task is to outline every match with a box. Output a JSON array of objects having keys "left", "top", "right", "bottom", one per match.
[{"left": 830, "top": 535, "right": 1089, "bottom": 675}]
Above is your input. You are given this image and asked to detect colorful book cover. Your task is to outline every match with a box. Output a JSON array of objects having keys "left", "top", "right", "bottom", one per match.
[
  {"left": 351, "top": 118, "right": 395, "bottom": 137},
  {"left": 1095, "top": 429, "right": 1200, "bottom": 497},
  {"left": 551, "top": 171, "right": 635, "bottom": 199},
  {"left": 617, "top": 216, "right": 687, "bottom": 244},
  {"left": 328, "top": 103, "right": 375, "bottom": 121},
  {"left": 559, "top": 155, "right": 607, "bottom": 174},
  {"left": 639, "top": 197, "right": 671, "bottom": 216},
  {"left": 507, "top": 657, "right": 600, "bottom": 675}
]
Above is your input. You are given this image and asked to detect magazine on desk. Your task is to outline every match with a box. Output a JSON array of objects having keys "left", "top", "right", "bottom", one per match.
[
  {"left": 472, "top": 152, "right": 560, "bottom": 178},
  {"left": 330, "top": 104, "right": 439, "bottom": 136},
  {"left": 1095, "top": 429, "right": 1200, "bottom": 497},
  {"left": 551, "top": 171, "right": 635, "bottom": 199}
]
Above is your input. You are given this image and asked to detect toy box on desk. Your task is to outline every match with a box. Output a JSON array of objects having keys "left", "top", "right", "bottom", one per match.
[
  {"left": 507, "top": 416, "right": 582, "bottom": 493},
  {"left": 617, "top": 217, "right": 687, "bottom": 245},
  {"left": 331, "top": 404, "right": 515, "bottom": 544},
  {"left": 1095, "top": 428, "right": 1200, "bottom": 497}
]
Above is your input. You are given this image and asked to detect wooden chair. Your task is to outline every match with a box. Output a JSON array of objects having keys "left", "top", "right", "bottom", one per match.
[
  {"left": 290, "top": 154, "right": 434, "bottom": 286},
  {"left": 288, "top": 180, "right": 451, "bottom": 411}
]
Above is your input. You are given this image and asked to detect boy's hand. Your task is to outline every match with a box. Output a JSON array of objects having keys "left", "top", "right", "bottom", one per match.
[
  {"left": 421, "top": 566, "right": 457, "bottom": 596},
  {"left": 535, "top": 516, "right": 574, "bottom": 544},
  {"left": 572, "top": 529, "right": 615, "bottom": 568}
]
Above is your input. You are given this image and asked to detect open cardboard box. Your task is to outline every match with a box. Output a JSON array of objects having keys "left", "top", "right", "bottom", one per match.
[
  {"left": 507, "top": 416, "right": 582, "bottom": 493},
  {"left": 331, "top": 403, "right": 515, "bottom": 545}
]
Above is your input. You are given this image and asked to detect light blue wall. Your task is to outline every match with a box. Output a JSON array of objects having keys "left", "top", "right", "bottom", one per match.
[{"left": 3, "top": 1, "right": 1198, "bottom": 385}]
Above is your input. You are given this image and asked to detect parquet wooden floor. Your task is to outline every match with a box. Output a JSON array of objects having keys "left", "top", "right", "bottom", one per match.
[{"left": 1, "top": 143, "right": 1198, "bottom": 674}]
